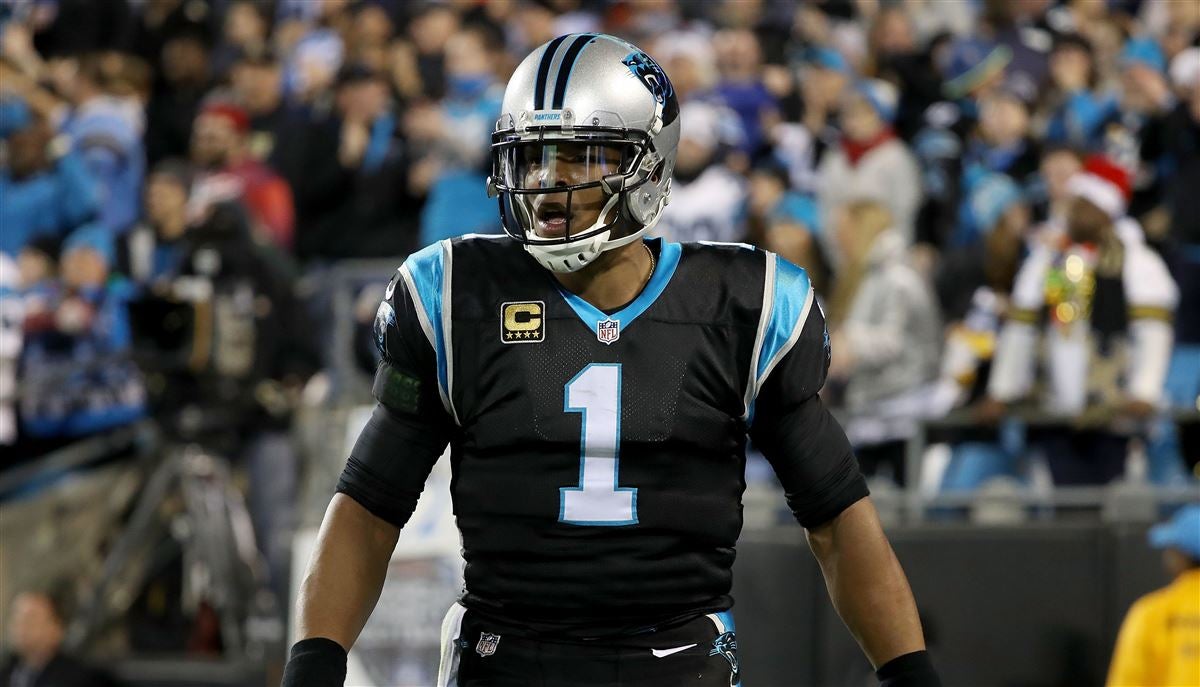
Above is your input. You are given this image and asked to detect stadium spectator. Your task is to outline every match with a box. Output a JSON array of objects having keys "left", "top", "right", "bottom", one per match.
[
  {"left": 655, "top": 100, "right": 748, "bottom": 244},
  {"left": 972, "top": 80, "right": 1040, "bottom": 184},
  {"left": 144, "top": 21, "right": 214, "bottom": 166},
  {"left": 118, "top": 158, "right": 193, "bottom": 288},
  {"left": 0, "top": 586, "right": 121, "bottom": 687},
  {"left": 933, "top": 174, "right": 1033, "bottom": 494},
  {"left": 914, "top": 37, "right": 1010, "bottom": 248},
  {"left": 818, "top": 79, "right": 923, "bottom": 246},
  {"left": 977, "top": 0, "right": 1050, "bottom": 92},
  {"left": 939, "top": 173, "right": 1031, "bottom": 326},
  {"left": 290, "top": 64, "right": 418, "bottom": 260},
  {"left": 1155, "top": 49, "right": 1200, "bottom": 416},
  {"left": 188, "top": 100, "right": 295, "bottom": 251},
  {"left": 18, "top": 225, "right": 145, "bottom": 441},
  {"left": 712, "top": 28, "right": 777, "bottom": 157},
  {"left": 58, "top": 52, "right": 147, "bottom": 236},
  {"left": 281, "top": 23, "right": 344, "bottom": 105},
  {"left": 414, "top": 24, "right": 505, "bottom": 246},
  {"left": 211, "top": 0, "right": 271, "bottom": 79},
  {"left": 228, "top": 47, "right": 295, "bottom": 163},
  {"left": 1114, "top": 37, "right": 1177, "bottom": 218},
  {"left": 826, "top": 199, "right": 942, "bottom": 486},
  {"left": 1031, "top": 144, "right": 1084, "bottom": 225},
  {"left": 1106, "top": 504, "right": 1200, "bottom": 687},
  {"left": 748, "top": 158, "right": 827, "bottom": 291},
  {"left": 954, "top": 80, "right": 1041, "bottom": 245},
  {"left": 1140, "top": 48, "right": 1200, "bottom": 484},
  {"left": 651, "top": 30, "right": 719, "bottom": 104},
  {"left": 984, "top": 158, "right": 1178, "bottom": 485},
  {"left": 760, "top": 46, "right": 849, "bottom": 200},
  {"left": 797, "top": 46, "right": 852, "bottom": 152},
  {"left": 405, "top": 3, "right": 459, "bottom": 101},
  {"left": 866, "top": 6, "right": 942, "bottom": 141},
  {"left": 344, "top": 2, "right": 396, "bottom": 74},
  {"left": 1044, "top": 33, "right": 1113, "bottom": 150},
  {"left": 0, "top": 100, "right": 100, "bottom": 257}
]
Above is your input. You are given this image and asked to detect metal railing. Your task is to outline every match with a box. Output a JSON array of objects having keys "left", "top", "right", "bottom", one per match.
[{"left": 899, "top": 407, "right": 1199, "bottom": 522}]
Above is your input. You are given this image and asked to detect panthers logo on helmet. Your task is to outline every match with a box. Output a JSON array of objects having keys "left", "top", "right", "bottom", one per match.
[{"left": 622, "top": 51, "right": 679, "bottom": 125}]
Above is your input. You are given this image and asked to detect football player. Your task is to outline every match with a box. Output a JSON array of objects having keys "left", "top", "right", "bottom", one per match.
[{"left": 283, "top": 34, "right": 941, "bottom": 687}]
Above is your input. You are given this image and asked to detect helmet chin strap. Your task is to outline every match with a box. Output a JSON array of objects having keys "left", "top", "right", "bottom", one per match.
[
  {"left": 523, "top": 192, "right": 622, "bottom": 273},
  {"left": 522, "top": 174, "right": 670, "bottom": 274}
]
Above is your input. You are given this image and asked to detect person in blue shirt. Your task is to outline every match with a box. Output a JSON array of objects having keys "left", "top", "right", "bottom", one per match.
[
  {"left": 416, "top": 25, "right": 506, "bottom": 246},
  {"left": 0, "top": 98, "right": 100, "bottom": 257},
  {"left": 1044, "top": 33, "right": 1117, "bottom": 150},
  {"left": 60, "top": 54, "right": 147, "bottom": 236},
  {"left": 19, "top": 224, "right": 145, "bottom": 439}
]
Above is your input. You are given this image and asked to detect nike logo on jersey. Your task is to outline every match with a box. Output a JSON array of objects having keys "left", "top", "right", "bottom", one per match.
[{"left": 650, "top": 643, "right": 697, "bottom": 658}]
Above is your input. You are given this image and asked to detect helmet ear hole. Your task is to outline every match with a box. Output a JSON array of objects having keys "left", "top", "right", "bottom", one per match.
[{"left": 650, "top": 160, "right": 665, "bottom": 183}]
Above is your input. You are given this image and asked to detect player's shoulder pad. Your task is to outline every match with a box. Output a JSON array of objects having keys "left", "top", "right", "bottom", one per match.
[
  {"left": 742, "top": 251, "right": 818, "bottom": 419},
  {"left": 680, "top": 239, "right": 773, "bottom": 287},
  {"left": 681, "top": 240, "right": 763, "bottom": 272},
  {"left": 379, "top": 241, "right": 459, "bottom": 420},
  {"left": 443, "top": 233, "right": 527, "bottom": 279}
]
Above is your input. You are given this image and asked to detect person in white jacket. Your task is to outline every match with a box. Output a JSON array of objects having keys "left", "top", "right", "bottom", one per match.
[
  {"left": 817, "top": 79, "right": 923, "bottom": 247},
  {"left": 826, "top": 199, "right": 942, "bottom": 486},
  {"left": 981, "top": 157, "right": 1178, "bottom": 485}
]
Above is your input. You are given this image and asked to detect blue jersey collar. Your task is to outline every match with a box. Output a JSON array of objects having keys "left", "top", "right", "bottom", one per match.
[{"left": 554, "top": 238, "right": 682, "bottom": 340}]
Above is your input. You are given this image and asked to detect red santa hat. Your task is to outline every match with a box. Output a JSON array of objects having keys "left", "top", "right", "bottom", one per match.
[
  {"left": 199, "top": 100, "right": 250, "bottom": 134},
  {"left": 1065, "top": 155, "right": 1131, "bottom": 219}
]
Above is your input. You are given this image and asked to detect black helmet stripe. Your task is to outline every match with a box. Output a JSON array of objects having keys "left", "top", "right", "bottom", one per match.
[
  {"left": 551, "top": 34, "right": 596, "bottom": 109},
  {"left": 533, "top": 35, "right": 569, "bottom": 110}
]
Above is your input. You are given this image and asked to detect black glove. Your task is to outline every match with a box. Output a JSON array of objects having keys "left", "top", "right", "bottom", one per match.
[
  {"left": 876, "top": 650, "right": 942, "bottom": 687},
  {"left": 281, "top": 637, "right": 347, "bottom": 687}
]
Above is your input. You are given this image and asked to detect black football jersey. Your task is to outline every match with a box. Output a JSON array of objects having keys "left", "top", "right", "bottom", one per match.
[{"left": 337, "top": 235, "right": 866, "bottom": 637}]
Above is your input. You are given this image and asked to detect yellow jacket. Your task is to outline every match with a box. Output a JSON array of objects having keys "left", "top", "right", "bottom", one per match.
[{"left": 1107, "top": 569, "right": 1200, "bottom": 687}]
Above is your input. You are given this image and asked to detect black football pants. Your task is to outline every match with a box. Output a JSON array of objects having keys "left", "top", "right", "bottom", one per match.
[{"left": 437, "top": 604, "right": 742, "bottom": 687}]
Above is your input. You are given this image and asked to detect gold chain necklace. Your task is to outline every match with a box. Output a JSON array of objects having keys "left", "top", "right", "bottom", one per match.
[{"left": 643, "top": 242, "right": 656, "bottom": 282}]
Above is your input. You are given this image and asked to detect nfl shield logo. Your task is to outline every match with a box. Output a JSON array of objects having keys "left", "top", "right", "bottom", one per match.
[
  {"left": 596, "top": 318, "right": 620, "bottom": 345},
  {"left": 476, "top": 632, "right": 501, "bottom": 657}
]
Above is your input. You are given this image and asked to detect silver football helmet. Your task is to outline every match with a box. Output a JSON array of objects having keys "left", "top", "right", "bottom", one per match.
[{"left": 488, "top": 33, "right": 681, "bottom": 273}]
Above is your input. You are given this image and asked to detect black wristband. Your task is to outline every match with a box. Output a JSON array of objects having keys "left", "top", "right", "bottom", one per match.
[
  {"left": 281, "top": 637, "right": 348, "bottom": 687},
  {"left": 875, "top": 650, "right": 942, "bottom": 687}
]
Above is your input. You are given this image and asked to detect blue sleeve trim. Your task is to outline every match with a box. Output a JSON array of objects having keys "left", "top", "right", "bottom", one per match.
[
  {"left": 399, "top": 240, "right": 454, "bottom": 419},
  {"left": 758, "top": 255, "right": 813, "bottom": 380},
  {"left": 745, "top": 253, "right": 814, "bottom": 424}
]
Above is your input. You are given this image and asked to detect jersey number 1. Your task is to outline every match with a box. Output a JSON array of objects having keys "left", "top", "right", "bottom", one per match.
[{"left": 560, "top": 364, "right": 638, "bottom": 525}]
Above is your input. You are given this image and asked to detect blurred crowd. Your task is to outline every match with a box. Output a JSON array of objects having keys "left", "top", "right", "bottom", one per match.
[
  {"left": 0, "top": 0, "right": 1195, "bottom": 677},
  {"left": 2, "top": 0, "right": 1198, "bottom": 490},
  {"left": 0, "top": 0, "right": 1199, "bottom": 667}
]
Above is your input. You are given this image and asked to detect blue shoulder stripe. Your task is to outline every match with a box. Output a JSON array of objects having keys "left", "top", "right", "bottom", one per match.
[
  {"left": 398, "top": 240, "right": 458, "bottom": 422},
  {"left": 744, "top": 252, "right": 814, "bottom": 423}
]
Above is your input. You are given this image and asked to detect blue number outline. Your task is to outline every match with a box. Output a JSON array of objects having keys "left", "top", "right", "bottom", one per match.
[{"left": 558, "top": 363, "right": 638, "bottom": 526}]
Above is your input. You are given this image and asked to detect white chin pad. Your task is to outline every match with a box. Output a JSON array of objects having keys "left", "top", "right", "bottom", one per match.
[
  {"left": 524, "top": 226, "right": 650, "bottom": 273},
  {"left": 525, "top": 231, "right": 610, "bottom": 273}
]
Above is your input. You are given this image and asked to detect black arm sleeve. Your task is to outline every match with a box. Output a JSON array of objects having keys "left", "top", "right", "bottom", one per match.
[
  {"left": 749, "top": 303, "right": 868, "bottom": 529},
  {"left": 335, "top": 274, "right": 453, "bottom": 528}
]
